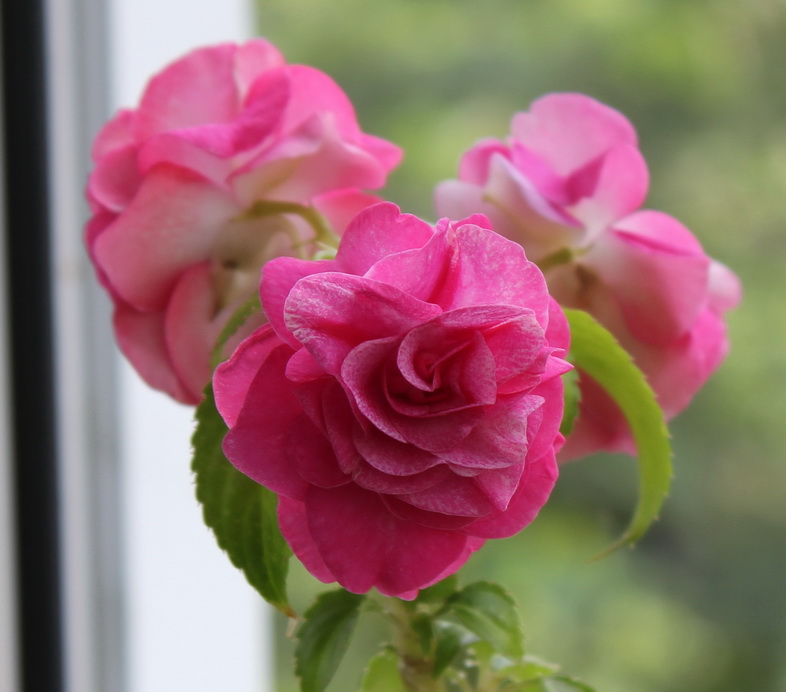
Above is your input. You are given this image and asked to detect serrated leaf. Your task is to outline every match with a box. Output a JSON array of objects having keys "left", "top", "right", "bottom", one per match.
[
  {"left": 559, "top": 362, "right": 581, "bottom": 436},
  {"left": 192, "top": 385, "right": 293, "bottom": 615},
  {"left": 361, "top": 648, "right": 406, "bottom": 692},
  {"left": 416, "top": 575, "right": 459, "bottom": 604},
  {"left": 432, "top": 622, "right": 465, "bottom": 679},
  {"left": 564, "top": 309, "right": 673, "bottom": 556},
  {"left": 443, "top": 582, "right": 524, "bottom": 660},
  {"left": 295, "top": 589, "right": 365, "bottom": 692},
  {"left": 411, "top": 612, "right": 434, "bottom": 655}
]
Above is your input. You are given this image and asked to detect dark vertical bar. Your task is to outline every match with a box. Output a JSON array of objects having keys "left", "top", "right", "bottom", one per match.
[{"left": 1, "top": 0, "right": 63, "bottom": 688}]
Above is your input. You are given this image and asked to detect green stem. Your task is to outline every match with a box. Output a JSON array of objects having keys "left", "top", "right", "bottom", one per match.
[
  {"left": 381, "top": 598, "right": 442, "bottom": 692},
  {"left": 241, "top": 199, "right": 340, "bottom": 251},
  {"left": 535, "top": 245, "right": 575, "bottom": 272}
]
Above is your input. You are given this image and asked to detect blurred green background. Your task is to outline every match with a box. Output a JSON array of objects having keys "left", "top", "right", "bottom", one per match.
[{"left": 254, "top": 1, "right": 786, "bottom": 689}]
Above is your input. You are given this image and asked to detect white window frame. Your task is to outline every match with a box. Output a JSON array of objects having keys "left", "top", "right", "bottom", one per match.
[{"left": 1, "top": 1, "right": 272, "bottom": 690}]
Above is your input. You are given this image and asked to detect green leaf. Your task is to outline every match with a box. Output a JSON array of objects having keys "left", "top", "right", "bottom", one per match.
[
  {"left": 295, "top": 589, "right": 365, "bottom": 692},
  {"left": 416, "top": 574, "right": 459, "bottom": 604},
  {"left": 564, "top": 309, "right": 673, "bottom": 556},
  {"left": 498, "top": 659, "right": 559, "bottom": 683},
  {"left": 542, "top": 676, "right": 597, "bottom": 692},
  {"left": 559, "top": 362, "right": 581, "bottom": 437},
  {"left": 210, "top": 292, "right": 261, "bottom": 369},
  {"left": 192, "top": 385, "right": 293, "bottom": 615},
  {"left": 410, "top": 612, "right": 434, "bottom": 655},
  {"left": 432, "top": 622, "right": 465, "bottom": 679},
  {"left": 361, "top": 648, "right": 407, "bottom": 692},
  {"left": 443, "top": 582, "right": 524, "bottom": 660}
]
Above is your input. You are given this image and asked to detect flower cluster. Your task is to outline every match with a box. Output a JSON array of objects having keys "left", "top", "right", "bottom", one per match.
[
  {"left": 87, "top": 39, "right": 401, "bottom": 403},
  {"left": 436, "top": 94, "right": 741, "bottom": 458},
  {"left": 86, "top": 42, "right": 739, "bottom": 597}
]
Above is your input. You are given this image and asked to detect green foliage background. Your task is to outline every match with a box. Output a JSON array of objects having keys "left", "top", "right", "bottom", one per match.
[{"left": 254, "top": 1, "right": 786, "bottom": 689}]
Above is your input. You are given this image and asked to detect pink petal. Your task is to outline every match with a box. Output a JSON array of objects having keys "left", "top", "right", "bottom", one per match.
[
  {"left": 213, "top": 324, "right": 285, "bottom": 428},
  {"left": 524, "top": 377, "right": 564, "bottom": 463},
  {"left": 343, "top": 332, "right": 482, "bottom": 451},
  {"left": 545, "top": 298, "right": 571, "bottom": 353},
  {"left": 567, "top": 143, "right": 649, "bottom": 231},
  {"left": 304, "top": 484, "right": 473, "bottom": 596},
  {"left": 279, "top": 65, "right": 360, "bottom": 137},
  {"left": 511, "top": 93, "right": 638, "bottom": 175},
  {"left": 334, "top": 203, "right": 435, "bottom": 276},
  {"left": 260, "top": 113, "right": 394, "bottom": 195},
  {"left": 92, "top": 164, "right": 238, "bottom": 311},
  {"left": 277, "top": 497, "right": 335, "bottom": 585},
  {"left": 351, "top": 461, "right": 450, "bottom": 494},
  {"left": 288, "top": 414, "right": 350, "bottom": 488},
  {"left": 382, "top": 495, "right": 479, "bottom": 531},
  {"left": 354, "top": 132, "right": 403, "bottom": 174},
  {"left": 134, "top": 43, "right": 240, "bottom": 141},
  {"left": 626, "top": 307, "right": 729, "bottom": 419},
  {"left": 363, "top": 228, "right": 452, "bottom": 303},
  {"left": 284, "top": 273, "right": 441, "bottom": 375},
  {"left": 88, "top": 144, "right": 141, "bottom": 212},
  {"left": 260, "top": 256, "right": 336, "bottom": 348},
  {"left": 590, "top": 211, "right": 710, "bottom": 344},
  {"left": 91, "top": 109, "right": 135, "bottom": 161},
  {"left": 233, "top": 39, "right": 286, "bottom": 95},
  {"left": 474, "top": 462, "right": 526, "bottom": 511},
  {"left": 312, "top": 189, "right": 384, "bottom": 235},
  {"left": 170, "top": 68, "right": 289, "bottom": 158},
  {"left": 439, "top": 394, "right": 541, "bottom": 470},
  {"left": 458, "top": 139, "right": 513, "bottom": 184},
  {"left": 137, "top": 132, "right": 231, "bottom": 186},
  {"left": 468, "top": 446, "right": 558, "bottom": 539},
  {"left": 707, "top": 260, "right": 742, "bottom": 313},
  {"left": 558, "top": 374, "right": 631, "bottom": 461},
  {"left": 221, "top": 344, "right": 309, "bottom": 499},
  {"left": 163, "top": 264, "right": 218, "bottom": 402},
  {"left": 353, "top": 423, "right": 443, "bottom": 475},
  {"left": 398, "top": 473, "right": 493, "bottom": 517},
  {"left": 114, "top": 303, "right": 195, "bottom": 404},
  {"left": 434, "top": 221, "right": 551, "bottom": 326}
]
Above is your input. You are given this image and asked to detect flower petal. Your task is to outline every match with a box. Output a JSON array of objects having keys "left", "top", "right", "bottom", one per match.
[
  {"left": 303, "top": 484, "right": 474, "bottom": 596},
  {"left": 285, "top": 273, "right": 440, "bottom": 375}
]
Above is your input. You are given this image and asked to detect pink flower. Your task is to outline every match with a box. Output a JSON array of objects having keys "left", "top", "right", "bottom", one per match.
[
  {"left": 435, "top": 93, "right": 740, "bottom": 459},
  {"left": 213, "top": 203, "right": 571, "bottom": 597},
  {"left": 86, "top": 39, "right": 402, "bottom": 404}
]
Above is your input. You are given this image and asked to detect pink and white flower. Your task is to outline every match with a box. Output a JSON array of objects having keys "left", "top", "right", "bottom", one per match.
[
  {"left": 435, "top": 93, "right": 740, "bottom": 459},
  {"left": 214, "top": 203, "right": 571, "bottom": 597},
  {"left": 86, "top": 39, "right": 401, "bottom": 403}
]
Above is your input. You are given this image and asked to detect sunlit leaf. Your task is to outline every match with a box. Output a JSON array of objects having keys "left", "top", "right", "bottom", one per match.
[
  {"left": 295, "top": 589, "right": 365, "bottom": 692},
  {"left": 361, "top": 648, "right": 407, "bottom": 692},
  {"left": 560, "top": 362, "right": 581, "bottom": 437},
  {"left": 443, "top": 581, "right": 524, "bottom": 660},
  {"left": 564, "top": 309, "right": 673, "bottom": 556},
  {"left": 416, "top": 575, "right": 459, "bottom": 604},
  {"left": 432, "top": 622, "right": 465, "bottom": 679}
]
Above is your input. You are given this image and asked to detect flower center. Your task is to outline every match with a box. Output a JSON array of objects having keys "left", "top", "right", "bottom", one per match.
[{"left": 211, "top": 214, "right": 305, "bottom": 312}]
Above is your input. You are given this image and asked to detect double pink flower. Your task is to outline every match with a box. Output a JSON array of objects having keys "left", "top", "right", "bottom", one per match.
[
  {"left": 84, "top": 41, "right": 741, "bottom": 597},
  {"left": 436, "top": 93, "right": 740, "bottom": 458},
  {"left": 87, "top": 40, "right": 401, "bottom": 403},
  {"left": 214, "top": 204, "right": 571, "bottom": 597}
]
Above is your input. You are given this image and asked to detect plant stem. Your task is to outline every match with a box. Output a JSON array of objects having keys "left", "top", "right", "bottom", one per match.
[
  {"left": 535, "top": 245, "right": 575, "bottom": 272},
  {"left": 241, "top": 199, "right": 340, "bottom": 251},
  {"left": 382, "top": 598, "right": 442, "bottom": 692}
]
